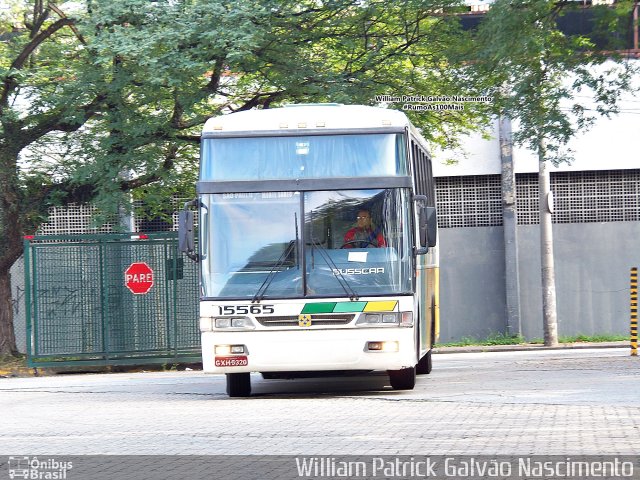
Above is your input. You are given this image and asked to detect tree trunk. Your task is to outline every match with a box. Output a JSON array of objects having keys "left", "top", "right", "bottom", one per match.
[
  {"left": 538, "top": 139, "right": 559, "bottom": 347},
  {"left": 0, "top": 266, "right": 18, "bottom": 356},
  {"left": 0, "top": 145, "right": 25, "bottom": 356}
]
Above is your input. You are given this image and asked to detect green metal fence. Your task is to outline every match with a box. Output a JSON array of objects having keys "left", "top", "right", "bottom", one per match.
[{"left": 24, "top": 233, "right": 201, "bottom": 367}]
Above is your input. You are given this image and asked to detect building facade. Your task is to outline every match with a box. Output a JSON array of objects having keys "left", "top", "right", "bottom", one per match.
[{"left": 434, "top": 86, "right": 640, "bottom": 341}]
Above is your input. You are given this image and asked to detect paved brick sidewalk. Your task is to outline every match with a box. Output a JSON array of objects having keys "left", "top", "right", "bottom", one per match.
[{"left": 0, "top": 347, "right": 638, "bottom": 456}]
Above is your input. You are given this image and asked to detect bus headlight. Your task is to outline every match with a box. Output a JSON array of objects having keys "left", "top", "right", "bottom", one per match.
[
  {"left": 356, "top": 312, "right": 400, "bottom": 326},
  {"left": 382, "top": 313, "right": 397, "bottom": 323},
  {"left": 214, "top": 317, "right": 255, "bottom": 330},
  {"left": 200, "top": 317, "right": 256, "bottom": 331},
  {"left": 215, "top": 318, "right": 231, "bottom": 328},
  {"left": 230, "top": 318, "right": 250, "bottom": 328},
  {"left": 366, "top": 314, "right": 381, "bottom": 324}
]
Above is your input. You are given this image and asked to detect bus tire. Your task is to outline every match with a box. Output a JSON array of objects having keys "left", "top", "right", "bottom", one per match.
[
  {"left": 388, "top": 367, "right": 416, "bottom": 390},
  {"left": 416, "top": 349, "right": 432, "bottom": 375},
  {"left": 226, "top": 373, "right": 251, "bottom": 397}
]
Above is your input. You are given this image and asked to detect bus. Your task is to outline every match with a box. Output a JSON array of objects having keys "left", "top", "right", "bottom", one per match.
[{"left": 179, "top": 104, "right": 439, "bottom": 397}]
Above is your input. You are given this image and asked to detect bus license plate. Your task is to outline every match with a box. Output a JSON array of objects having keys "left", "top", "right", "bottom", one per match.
[{"left": 215, "top": 356, "right": 248, "bottom": 367}]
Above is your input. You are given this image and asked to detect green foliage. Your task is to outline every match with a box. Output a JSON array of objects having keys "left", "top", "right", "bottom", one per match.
[{"left": 2, "top": 0, "right": 491, "bottom": 230}]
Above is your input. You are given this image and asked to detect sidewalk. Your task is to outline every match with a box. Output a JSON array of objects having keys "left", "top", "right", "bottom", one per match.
[{"left": 433, "top": 340, "right": 629, "bottom": 354}]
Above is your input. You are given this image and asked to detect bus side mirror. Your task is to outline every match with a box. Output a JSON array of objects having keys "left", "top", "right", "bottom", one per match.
[
  {"left": 178, "top": 209, "right": 198, "bottom": 261},
  {"left": 414, "top": 196, "right": 437, "bottom": 255},
  {"left": 425, "top": 206, "right": 437, "bottom": 248}
]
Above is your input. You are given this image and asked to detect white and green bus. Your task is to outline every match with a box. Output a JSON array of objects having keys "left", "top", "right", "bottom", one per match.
[{"left": 179, "top": 104, "right": 439, "bottom": 397}]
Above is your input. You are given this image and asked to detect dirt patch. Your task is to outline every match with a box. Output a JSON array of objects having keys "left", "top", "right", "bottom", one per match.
[{"left": 0, "top": 354, "right": 38, "bottom": 377}]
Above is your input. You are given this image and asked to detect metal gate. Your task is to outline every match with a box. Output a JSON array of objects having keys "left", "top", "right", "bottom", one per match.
[{"left": 24, "top": 233, "right": 201, "bottom": 367}]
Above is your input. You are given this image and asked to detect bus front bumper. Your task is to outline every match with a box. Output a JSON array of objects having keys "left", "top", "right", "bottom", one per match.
[{"left": 201, "top": 328, "right": 417, "bottom": 374}]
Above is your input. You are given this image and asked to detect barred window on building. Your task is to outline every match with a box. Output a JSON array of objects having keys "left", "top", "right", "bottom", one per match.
[
  {"left": 435, "top": 169, "right": 640, "bottom": 228},
  {"left": 37, "top": 204, "right": 116, "bottom": 235},
  {"left": 36, "top": 197, "right": 197, "bottom": 235},
  {"left": 435, "top": 175, "right": 503, "bottom": 228}
]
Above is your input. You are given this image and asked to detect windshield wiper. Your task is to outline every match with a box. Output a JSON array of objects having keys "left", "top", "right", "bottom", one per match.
[{"left": 252, "top": 214, "right": 299, "bottom": 303}]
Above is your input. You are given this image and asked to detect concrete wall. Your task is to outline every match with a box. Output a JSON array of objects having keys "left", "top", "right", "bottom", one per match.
[
  {"left": 439, "top": 222, "right": 640, "bottom": 342},
  {"left": 10, "top": 257, "right": 27, "bottom": 353},
  {"left": 517, "top": 222, "right": 640, "bottom": 340},
  {"left": 439, "top": 227, "right": 507, "bottom": 342}
]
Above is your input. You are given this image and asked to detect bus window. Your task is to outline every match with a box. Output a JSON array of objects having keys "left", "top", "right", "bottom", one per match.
[
  {"left": 303, "top": 188, "right": 412, "bottom": 297},
  {"left": 201, "top": 134, "right": 407, "bottom": 181},
  {"left": 200, "top": 192, "right": 303, "bottom": 299}
]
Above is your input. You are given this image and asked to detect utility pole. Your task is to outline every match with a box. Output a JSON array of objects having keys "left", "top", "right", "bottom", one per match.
[
  {"left": 499, "top": 115, "right": 522, "bottom": 337},
  {"left": 538, "top": 138, "right": 559, "bottom": 346}
]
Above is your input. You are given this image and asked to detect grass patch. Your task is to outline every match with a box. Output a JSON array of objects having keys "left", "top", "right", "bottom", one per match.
[
  {"left": 436, "top": 333, "right": 629, "bottom": 347},
  {"left": 436, "top": 332, "right": 525, "bottom": 347},
  {"left": 528, "top": 333, "right": 629, "bottom": 345},
  {"left": 0, "top": 354, "right": 28, "bottom": 371},
  {"left": 561, "top": 333, "right": 629, "bottom": 343}
]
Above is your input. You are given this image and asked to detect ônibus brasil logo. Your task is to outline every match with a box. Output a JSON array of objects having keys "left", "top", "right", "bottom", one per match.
[{"left": 7, "top": 457, "right": 73, "bottom": 480}]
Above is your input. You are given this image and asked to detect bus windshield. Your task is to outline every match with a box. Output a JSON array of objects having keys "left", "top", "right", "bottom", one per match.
[
  {"left": 200, "top": 188, "right": 413, "bottom": 299},
  {"left": 200, "top": 134, "right": 407, "bottom": 181}
]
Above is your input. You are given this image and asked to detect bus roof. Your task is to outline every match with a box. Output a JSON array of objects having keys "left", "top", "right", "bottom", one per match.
[{"left": 202, "top": 104, "right": 416, "bottom": 135}]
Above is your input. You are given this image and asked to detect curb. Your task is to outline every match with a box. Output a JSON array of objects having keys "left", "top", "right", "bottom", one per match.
[{"left": 433, "top": 341, "right": 629, "bottom": 354}]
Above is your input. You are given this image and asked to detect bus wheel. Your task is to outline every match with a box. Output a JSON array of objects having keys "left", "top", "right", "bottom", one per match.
[
  {"left": 388, "top": 367, "right": 416, "bottom": 390},
  {"left": 416, "top": 350, "right": 432, "bottom": 375},
  {"left": 226, "top": 373, "right": 251, "bottom": 397}
]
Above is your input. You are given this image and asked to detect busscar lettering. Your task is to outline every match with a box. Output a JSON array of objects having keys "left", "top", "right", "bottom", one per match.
[{"left": 333, "top": 268, "right": 385, "bottom": 276}]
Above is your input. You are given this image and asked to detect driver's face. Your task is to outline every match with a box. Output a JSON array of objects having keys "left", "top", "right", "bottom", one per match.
[{"left": 356, "top": 211, "right": 371, "bottom": 228}]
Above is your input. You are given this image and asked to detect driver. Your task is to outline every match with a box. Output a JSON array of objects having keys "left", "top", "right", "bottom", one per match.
[{"left": 343, "top": 209, "right": 386, "bottom": 248}]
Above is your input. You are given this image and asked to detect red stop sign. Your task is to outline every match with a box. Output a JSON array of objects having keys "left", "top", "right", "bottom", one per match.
[{"left": 125, "top": 262, "right": 154, "bottom": 295}]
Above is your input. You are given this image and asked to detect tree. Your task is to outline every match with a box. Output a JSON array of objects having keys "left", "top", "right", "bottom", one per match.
[
  {"left": 0, "top": 0, "right": 101, "bottom": 355},
  {"left": 471, "top": 0, "right": 637, "bottom": 345},
  {"left": 0, "top": 0, "right": 487, "bottom": 355}
]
